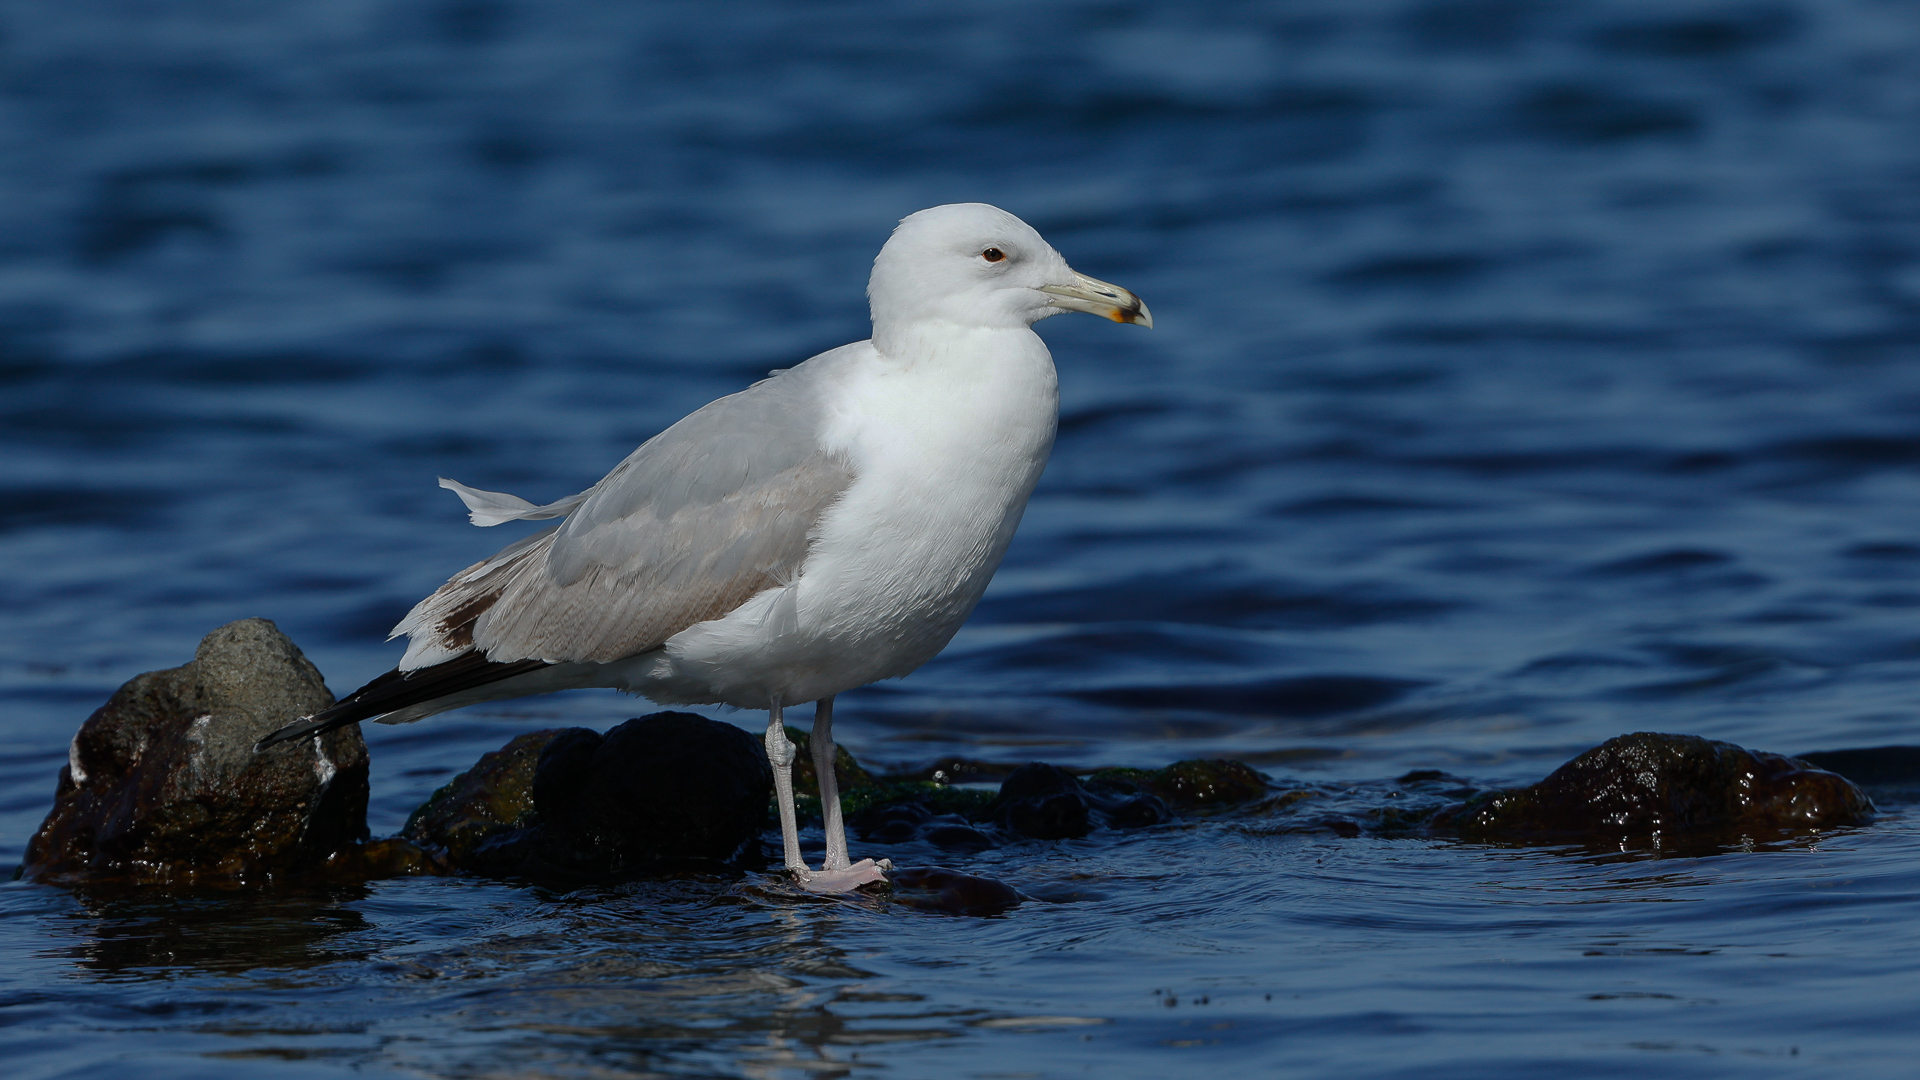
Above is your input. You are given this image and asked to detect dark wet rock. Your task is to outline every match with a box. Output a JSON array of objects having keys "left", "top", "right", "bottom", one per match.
[
  {"left": 21, "top": 619, "right": 369, "bottom": 886},
  {"left": 1439, "top": 732, "right": 1874, "bottom": 841},
  {"left": 399, "top": 729, "right": 562, "bottom": 865},
  {"left": 1003, "top": 791, "right": 1090, "bottom": 839},
  {"left": 1087, "top": 758, "right": 1269, "bottom": 810},
  {"left": 1796, "top": 746, "right": 1920, "bottom": 802},
  {"left": 1155, "top": 759, "right": 1270, "bottom": 805},
  {"left": 992, "top": 762, "right": 1178, "bottom": 839},
  {"left": 1103, "top": 791, "right": 1177, "bottom": 829},
  {"left": 995, "top": 762, "right": 1080, "bottom": 803},
  {"left": 324, "top": 837, "right": 450, "bottom": 879},
  {"left": 888, "top": 866, "right": 1022, "bottom": 916},
  {"left": 834, "top": 757, "right": 1265, "bottom": 851},
  {"left": 839, "top": 758, "right": 1212, "bottom": 849},
  {"left": 857, "top": 800, "right": 935, "bottom": 845},
  {"left": 537, "top": 712, "right": 772, "bottom": 874},
  {"left": 994, "top": 763, "right": 1094, "bottom": 839},
  {"left": 850, "top": 792, "right": 998, "bottom": 853},
  {"left": 433, "top": 713, "right": 772, "bottom": 881}
]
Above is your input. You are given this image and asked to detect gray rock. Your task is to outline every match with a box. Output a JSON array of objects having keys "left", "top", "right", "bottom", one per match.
[{"left": 21, "top": 619, "right": 369, "bottom": 886}]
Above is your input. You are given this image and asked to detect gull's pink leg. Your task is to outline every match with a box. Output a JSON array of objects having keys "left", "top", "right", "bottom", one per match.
[
  {"left": 764, "top": 705, "right": 808, "bottom": 874},
  {"left": 800, "top": 696, "right": 887, "bottom": 893}
]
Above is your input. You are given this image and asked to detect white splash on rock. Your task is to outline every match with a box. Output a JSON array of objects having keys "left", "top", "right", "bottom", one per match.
[
  {"left": 68, "top": 734, "right": 87, "bottom": 785},
  {"left": 183, "top": 714, "right": 215, "bottom": 784},
  {"left": 312, "top": 735, "right": 336, "bottom": 786}
]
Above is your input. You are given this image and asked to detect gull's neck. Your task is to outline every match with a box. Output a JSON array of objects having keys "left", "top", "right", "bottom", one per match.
[{"left": 871, "top": 316, "right": 1039, "bottom": 364}]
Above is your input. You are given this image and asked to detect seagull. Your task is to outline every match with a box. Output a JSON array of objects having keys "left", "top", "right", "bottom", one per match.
[{"left": 257, "top": 203, "right": 1151, "bottom": 892}]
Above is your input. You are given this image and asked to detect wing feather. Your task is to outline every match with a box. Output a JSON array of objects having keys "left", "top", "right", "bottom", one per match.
[{"left": 392, "top": 354, "right": 858, "bottom": 670}]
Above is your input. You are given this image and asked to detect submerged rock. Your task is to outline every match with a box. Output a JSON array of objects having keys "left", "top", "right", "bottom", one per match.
[
  {"left": 21, "top": 619, "right": 369, "bottom": 886},
  {"left": 1086, "top": 759, "right": 1268, "bottom": 811},
  {"left": 854, "top": 800, "right": 997, "bottom": 852},
  {"left": 1441, "top": 732, "right": 1874, "bottom": 841},
  {"left": 994, "top": 763, "right": 1096, "bottom": 839},
  {"left": 992, "top": 762, "right": 1178, "bottom": 839},
  {"left": 420, "top": 713, "right": 773, "bottom": 881},
  {"left": 888, "top": 866, "right": 1022, "bottom": 916},
  {"left": 841, "top": 756, "right": 1265, "bottom": 851}
]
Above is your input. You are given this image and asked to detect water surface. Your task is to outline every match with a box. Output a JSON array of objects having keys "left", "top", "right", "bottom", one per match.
[{"left": 5, "top": 1, "right": 1920, "bottom": 1076}]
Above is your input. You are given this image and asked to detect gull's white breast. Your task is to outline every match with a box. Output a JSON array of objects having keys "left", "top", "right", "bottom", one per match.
[{"left": 634, "top": 325, "right": 1059, "bottom": 708}]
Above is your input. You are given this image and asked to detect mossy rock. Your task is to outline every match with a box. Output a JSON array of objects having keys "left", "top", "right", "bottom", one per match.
[
  {"left": 783, "top": 724, "right": 877, "bottom": 800},
  {"left": 401, "top": 729, "right": 564, "bottom": 863},
  {"left": 802, "top": 780, "right": 998, "bottom": 825},
  {"left": 1086, "top": 759, "right": 1268, "bottom": 809}
]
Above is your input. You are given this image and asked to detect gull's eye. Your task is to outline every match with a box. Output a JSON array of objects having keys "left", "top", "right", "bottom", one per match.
[{"left": 981, "top": 247, "right": 1006, "bottom": 263}]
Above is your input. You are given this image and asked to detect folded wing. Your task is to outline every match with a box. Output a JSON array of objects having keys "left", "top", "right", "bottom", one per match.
[{"left": 395, "top": 367, "right": 855, "bottom": 671}]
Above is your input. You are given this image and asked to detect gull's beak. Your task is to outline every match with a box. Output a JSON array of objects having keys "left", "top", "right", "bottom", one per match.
[{"left": 1041, "top": 269, "right": 1153, "bottom": 328}]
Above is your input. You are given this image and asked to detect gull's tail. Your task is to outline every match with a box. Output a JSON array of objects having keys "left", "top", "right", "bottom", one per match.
[{"left": 254, "top": 651, "right": 552, "bottom": 751}]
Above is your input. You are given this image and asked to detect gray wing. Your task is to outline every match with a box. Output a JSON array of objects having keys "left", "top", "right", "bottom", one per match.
[{"left": 393, "top": 359, "right": 856, "bottom": 669}]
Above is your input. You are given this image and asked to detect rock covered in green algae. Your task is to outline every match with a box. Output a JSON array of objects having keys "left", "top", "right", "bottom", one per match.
[
  {"left": 400, "top": 729, "right": 562, "bottom": 865},
  {"left": 21, "top": 619, "right": 369, "bottom": 886},
  {"left": 845, "top": 781, "right": 999, "bottom": 823},
  {"left": 1441, "top": 732, "right": 1874, "bottom": 841},
  {"left": 782, "top": 724, "right": 877, "bottom": 801},
  {"left": 834, "top": 757, "right": 1270, "bottom": 849}
]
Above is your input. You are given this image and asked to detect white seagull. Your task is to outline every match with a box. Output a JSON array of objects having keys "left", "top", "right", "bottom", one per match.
[{"left": 258, "top": 203, "right": 1152, "bottom": 892}]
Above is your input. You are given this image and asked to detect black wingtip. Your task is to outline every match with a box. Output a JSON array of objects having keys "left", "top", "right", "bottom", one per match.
[
  {"left": 254, "top": 701, "right": 370, "bottom": 752},
  {"left": 251, "top": 654, "right": 552, "bottom": 753},
  {"left": 254, "top": 713, "right": 342, "bottom": 752}
]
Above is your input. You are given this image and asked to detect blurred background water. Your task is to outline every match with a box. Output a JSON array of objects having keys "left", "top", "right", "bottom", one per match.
[{"left": 5, "top": 0, "right": 1920, "bottom": 1076}]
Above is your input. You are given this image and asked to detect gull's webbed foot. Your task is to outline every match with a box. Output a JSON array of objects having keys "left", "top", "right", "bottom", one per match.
[{"left": 795, "top": 857, "right": 891, "bottom": 894}]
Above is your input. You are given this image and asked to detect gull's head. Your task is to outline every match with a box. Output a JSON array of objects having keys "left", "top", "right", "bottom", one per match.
[{"left": 868, "top": 203, "right": 1152, "bottom": 338}]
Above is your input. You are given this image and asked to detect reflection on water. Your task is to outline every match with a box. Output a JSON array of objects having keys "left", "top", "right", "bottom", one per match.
[
  {"left": 4, "top": 806, "right": 1917, "bottom": 1076},
  {"left": 57, "top": 888, "right": 376, "bottom": 978}
]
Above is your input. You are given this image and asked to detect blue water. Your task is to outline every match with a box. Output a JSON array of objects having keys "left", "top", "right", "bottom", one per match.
[{"left": 6, "top": 0, "right": 1920, "bottom": 1075}]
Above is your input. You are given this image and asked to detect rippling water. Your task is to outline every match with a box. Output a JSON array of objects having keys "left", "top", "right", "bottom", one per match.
[{"left": 6, "top": 0, "right": 1920, "bottom": 1076}]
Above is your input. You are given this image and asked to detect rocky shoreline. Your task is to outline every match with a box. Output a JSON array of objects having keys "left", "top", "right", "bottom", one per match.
[{"left": 16, "top": 620, "right": 1903, "bottom": 914}]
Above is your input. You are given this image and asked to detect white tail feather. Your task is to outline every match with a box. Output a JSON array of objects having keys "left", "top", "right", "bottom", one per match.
[{"left": 439, "top": 477, "right": 590, "bottom": 527}]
